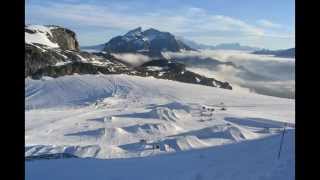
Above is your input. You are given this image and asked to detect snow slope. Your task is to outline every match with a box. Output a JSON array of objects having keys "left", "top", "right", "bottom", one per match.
[
  {"left": 25, "top": 74, "right": 294, "bottom": 179},
  {"left": 25, "top": 25, "right": 59, "bottom": 48},
  {"left": 26, "top": 129, "right": 294, "bottom": 180}
]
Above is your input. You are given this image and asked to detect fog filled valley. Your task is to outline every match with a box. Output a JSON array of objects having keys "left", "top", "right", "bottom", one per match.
[{"left": 164, "top": 49, "right": 295, "bottom": 99}]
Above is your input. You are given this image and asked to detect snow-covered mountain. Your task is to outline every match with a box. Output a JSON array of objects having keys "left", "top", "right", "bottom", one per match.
[
  {"left": 103, "top": 27, "right": 194, "bottom": 57},
  {"left": 25, "top": 25, "right": 132, "bottom": 77},
  {"left": 25, "top": 25, "right": 232, "bottom": 89}
]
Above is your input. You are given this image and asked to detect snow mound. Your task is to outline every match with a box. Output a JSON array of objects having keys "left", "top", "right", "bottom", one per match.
[
  {"left": 150, "top": 107, "right": 181, "bottom": 121},
  {"left": 123, "top": 123, "right": 182, "bottom": 135},
  {"left": 170, "top": 123, "right": 258, "bottom": 144},
  {"left": 160, "top": 136, "right": 209, "bottom": 151},
  {"left": 206, "top": 124, "right": 258, "bottom": 141},
  {"left": 65, "top": 126, "right": 131, "bottom": 144},
  {"left": 150, "top": 101, "right": 191, "bottom": 112}
]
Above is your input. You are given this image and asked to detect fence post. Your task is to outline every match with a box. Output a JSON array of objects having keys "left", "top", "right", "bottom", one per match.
[{"left": 277, "top": 123, "right": 287, "bottom": 160}]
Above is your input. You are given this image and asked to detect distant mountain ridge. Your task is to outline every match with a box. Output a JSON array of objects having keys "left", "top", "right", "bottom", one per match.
[
  {"left": 81, "top": 44, "right": 105, "bottom": 52},
  {"left": 175, "top": 37, "right": 214, "bottom": 50},
  {"left": 252, "top": 48, "right": 295, "bottom": 58},
  {"left": 84, "top": 30, "right": 262, "bottom": 53},
  {"left": 177, "top": 37, "right": 261, "bottom": 51},
  {"left": 213, "top": 43, "right": 261, "bottom": 51}
]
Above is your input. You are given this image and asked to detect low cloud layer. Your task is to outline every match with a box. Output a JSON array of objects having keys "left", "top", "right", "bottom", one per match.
[
  {"left": 111, "top": 53, "right": 152, "bottom": 67},
  {"left": 163, "top": 50, "right": 295, "bottom": 99}
]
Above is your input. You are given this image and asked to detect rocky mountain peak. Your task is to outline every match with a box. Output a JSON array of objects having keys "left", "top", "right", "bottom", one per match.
[
  {"left": 125, "top": 27, "right": 142, "bottom": 37},
  {"left": 25, "top": 25, "right": 79, "bottom": 51},
  {"left": 143, "top": 28, "right": 161, "bottom": 35},
  {"left": 103, "top": 27, "right": 194, "bottom": 57}
]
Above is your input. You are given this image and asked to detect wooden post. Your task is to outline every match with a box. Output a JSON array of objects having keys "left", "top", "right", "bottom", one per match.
[{"left": 277, "top": 123, "right": 287, "bottom": 160}]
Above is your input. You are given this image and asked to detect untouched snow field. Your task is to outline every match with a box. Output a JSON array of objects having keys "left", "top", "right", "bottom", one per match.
[{"left": 25, "top": 74, "right": 295, "bottom": 180}]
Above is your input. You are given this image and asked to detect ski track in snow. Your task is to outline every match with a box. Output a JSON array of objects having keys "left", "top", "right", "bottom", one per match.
[{"left": 25, "top": 74, "right": 294, "bottom": 180}]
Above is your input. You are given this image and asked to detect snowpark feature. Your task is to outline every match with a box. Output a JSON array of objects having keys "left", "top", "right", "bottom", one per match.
[{"left": 25, "top": 74, "right": 294, "bottom": 180}]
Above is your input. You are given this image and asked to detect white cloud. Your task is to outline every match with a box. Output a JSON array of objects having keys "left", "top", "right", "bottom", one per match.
[
  {"left": 27, "top": 3, "right": 278, "bottom": 38},
  {"left": 257, "top": 19, "right": 283, "bottom": 29},
  {"left": 186, "top": 66, "right": 252, "bottom": 94},
  {"left": 164, "top": 50, "right": 295, "bottom": 99},
  {"left": 111, "top": 53, "right": 152, "bottom": 67},
  {"left": 26, "top": 2, "right": 294, "bottom": 48},
  {"left": 211, "top": 15, "right": 265, "bottom": 36}
]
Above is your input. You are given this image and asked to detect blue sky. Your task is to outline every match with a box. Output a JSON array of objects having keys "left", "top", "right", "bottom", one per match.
[{"left": 26, "top": 0, "right": 295, "bottom": 49}]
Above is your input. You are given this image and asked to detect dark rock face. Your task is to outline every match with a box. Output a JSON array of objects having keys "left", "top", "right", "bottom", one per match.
[
  {"left": 25, "top": 43, "right": 130, "bottom": 77},
  {"left": 31, "top": 61, "right": 131, "bottom": 79},
  {"left": 103, "top": 27, "right": 194, "bottom": 57},
  {"left": 25, "top": 28, "right": 36, "bottom": 34},
  {"left": 104, "top": 35, "right": 146, "bottom": 53},
  {"left": 136, "top": 60, "right": 232, "bottom": 89},
  {"left": 143, "top": 28, "right": 192, "bottom": 53},
  {"left": 25, "top": 44, "right": 64, "bottom": 76},
  {"left": 29, "top": 55, "right": 232, "bottom": 90},
  {"left": 49, "top": 26, "right": 80, "bottom": 51}
]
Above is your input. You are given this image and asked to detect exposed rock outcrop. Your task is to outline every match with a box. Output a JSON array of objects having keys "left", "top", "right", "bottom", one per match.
[
  {"left": 49, "top": 26, "right": 80, "bottom": 51},
  {"left": 136, "top": 60, "right": 232, "bottom": 89},
  {"left": 25, "top": 25, "right": 232, "bottom": 90}
]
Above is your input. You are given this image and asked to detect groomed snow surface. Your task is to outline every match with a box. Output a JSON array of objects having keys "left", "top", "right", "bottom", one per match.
[{"left": 25, "top": 74, "right": 295, "bottom": 180}]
